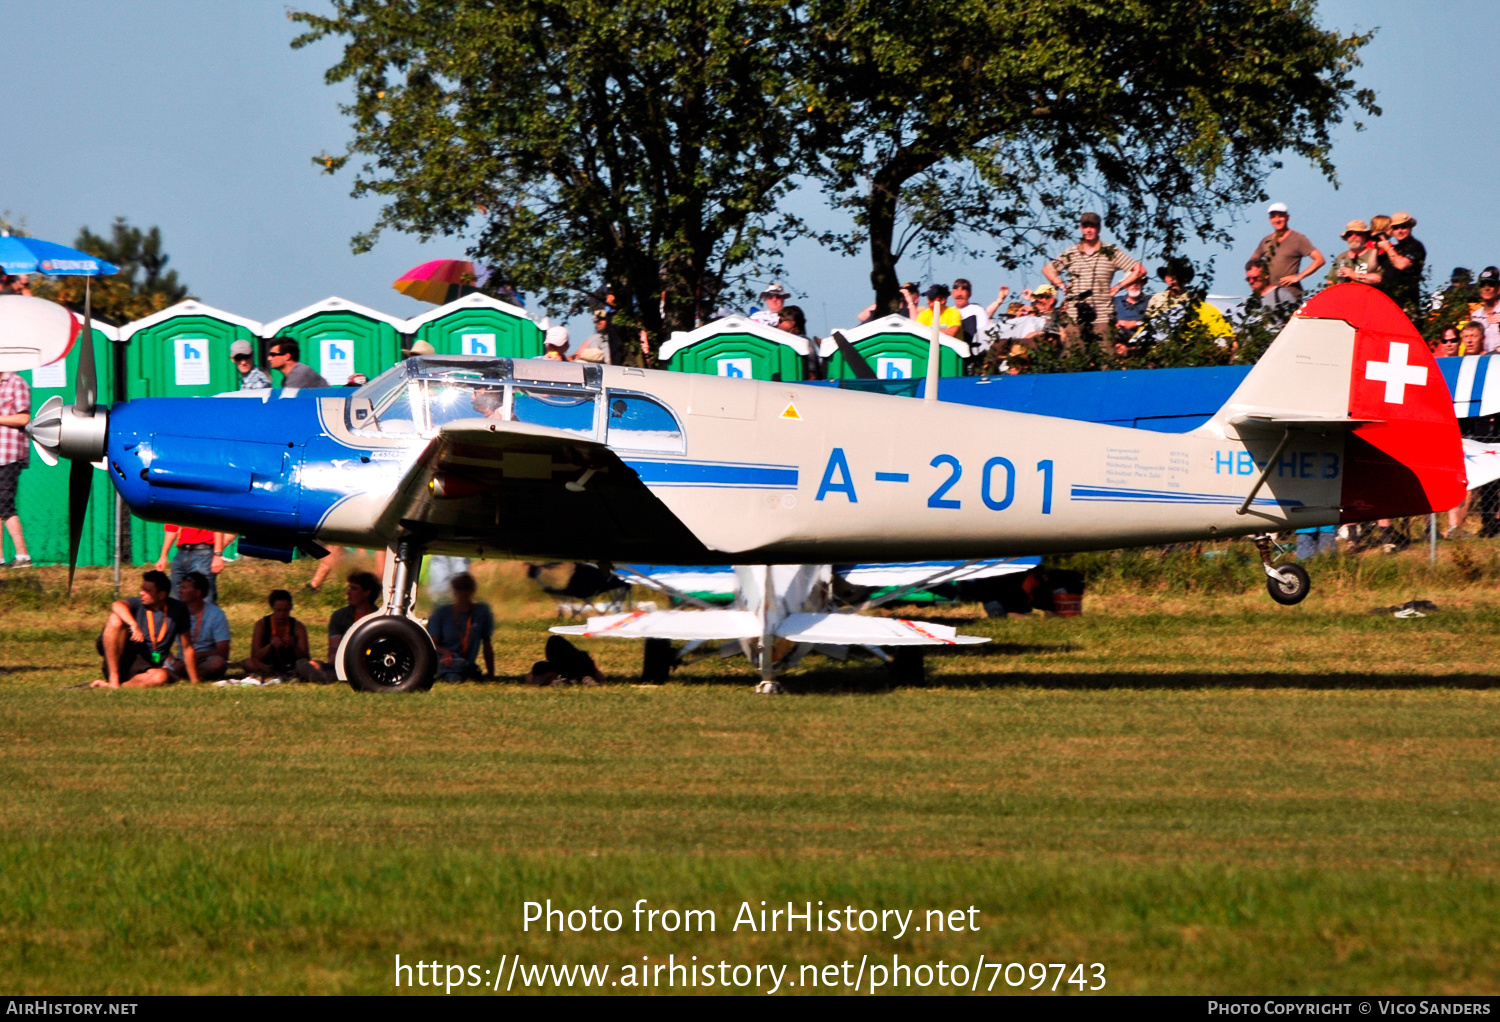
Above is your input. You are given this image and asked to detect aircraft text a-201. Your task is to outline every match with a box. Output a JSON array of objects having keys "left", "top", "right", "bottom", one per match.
[{"left": 19, "top": 283, "right": 1466, "bottom": 692}]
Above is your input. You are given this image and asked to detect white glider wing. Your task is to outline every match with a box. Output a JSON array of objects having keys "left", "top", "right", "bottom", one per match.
[
  {"left": 777, "top": 613, "right": 987, "bottom": 646},
  {"left": 552, "top": 609, "right": 763, "bottom": 640}
]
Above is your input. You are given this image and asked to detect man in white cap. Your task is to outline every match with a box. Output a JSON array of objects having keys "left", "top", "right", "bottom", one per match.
[
  {"left": 544, "top": 324, "right": 570, "bottom": 360},
  {"left": 1251, "top": 202, "right": 1324, "bottom": 297},
  {"left": 229, "top": 340, "right": 271, "bottom": 390},
  {"left": 750, "top": 284, "right": 790, "bottom": 327}
]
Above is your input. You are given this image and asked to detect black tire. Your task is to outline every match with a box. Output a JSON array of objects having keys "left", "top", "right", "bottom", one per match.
[
  {"left": 344, "top": 615, "right": 436, "bottom": 693},
  {"left": 641, "top": 638, "right": 675, "bottom": 684},
  {"left": 885, "top": 646, "right": 926, "bottom": 686},
  {"left": 1266, "top": 563, "right": 1311, "bottom": 605}
]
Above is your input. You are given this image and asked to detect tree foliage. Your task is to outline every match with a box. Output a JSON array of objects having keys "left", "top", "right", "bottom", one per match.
[
  {"left": 294, "top": 0, "right": 1377, "bottom": 349},
  {"left": 293, "top": 0, "right": 807, "bottom": 358},
  {"left": 802, "top": 0, "right": 1378, "bottom": 314},
  {"left": 29, "top": 218, "right": 191, "bottom": 325}
]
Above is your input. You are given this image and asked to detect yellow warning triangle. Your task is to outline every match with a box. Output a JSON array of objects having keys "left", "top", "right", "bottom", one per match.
[{"left": 780, "top": 402, "right": 801, "bottom": 420}]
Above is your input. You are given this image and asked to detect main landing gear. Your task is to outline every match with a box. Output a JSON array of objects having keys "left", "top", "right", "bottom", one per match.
[
  {"left": 1252, "top": 534, "right": 1311, "bottom": 606},
  {"left": 339, "top": 537, "right": 439, "bottom": 693}
]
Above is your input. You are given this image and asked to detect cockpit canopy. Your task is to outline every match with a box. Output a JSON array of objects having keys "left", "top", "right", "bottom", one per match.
[{"left": 348, "top": 356, "right": 684, "bottom": 453}]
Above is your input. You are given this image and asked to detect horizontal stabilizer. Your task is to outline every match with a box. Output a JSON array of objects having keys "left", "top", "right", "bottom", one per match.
[{"left": 1464, "top": 440, "right": 1500, "bottom": 491}]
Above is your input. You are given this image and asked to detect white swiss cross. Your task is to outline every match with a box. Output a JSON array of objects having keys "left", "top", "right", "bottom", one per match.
[{"left": 1364, "top": 341, "right": 1427, "bottom": 404}]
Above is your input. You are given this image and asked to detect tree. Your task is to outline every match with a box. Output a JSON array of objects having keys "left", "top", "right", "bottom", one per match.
[
  {"left": 292, "top": 0, "right": 808, "bottom": 360},
  {"left": 30, "top": 218, "right": 191, "bottom": 325},
  {"left": 802, "top": 0, "right": 1378, "bottom": 314}
]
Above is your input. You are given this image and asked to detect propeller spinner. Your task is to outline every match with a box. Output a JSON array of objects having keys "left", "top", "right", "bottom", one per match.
[{"left": 24, "top": 286, "right": 108, "bottom": 588}]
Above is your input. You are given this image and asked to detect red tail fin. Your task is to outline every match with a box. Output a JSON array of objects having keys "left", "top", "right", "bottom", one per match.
[{"left": 1295, "top": 285, "right": 1465, "bottom": 521}]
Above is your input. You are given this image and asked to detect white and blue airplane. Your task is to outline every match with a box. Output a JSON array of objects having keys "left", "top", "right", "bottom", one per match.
[{"left": 15, "top": 284, "right": 1466, "bottom": 692}]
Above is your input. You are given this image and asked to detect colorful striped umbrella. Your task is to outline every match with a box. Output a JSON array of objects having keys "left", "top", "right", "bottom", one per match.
[{"left": 393, "top": 259, "right": 476, "bottom": 305}]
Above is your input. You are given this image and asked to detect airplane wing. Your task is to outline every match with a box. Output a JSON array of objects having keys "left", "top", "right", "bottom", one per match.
[
  {"left": 618, "top": 564, "right": 739, "bottom": 603},
  {"left": 776, "top": 613, "right": 987, "bottom": 646},
  {"left": 551, "top": 609, "right": 762, "bottom": 640},
  {"left": 1464, "top": 439, "right": 1500, "bottom": 490},
  {"left": 376, "top": 417, "right": 713, "bottom": 561}
]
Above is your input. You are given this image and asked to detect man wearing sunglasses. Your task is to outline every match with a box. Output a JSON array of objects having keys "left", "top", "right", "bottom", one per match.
[
  {"left": 229, "top": 340, "right": 271, "bottom": 390},
  {"left": 266, "top": 336, "right": 329, "bottom": 390}
]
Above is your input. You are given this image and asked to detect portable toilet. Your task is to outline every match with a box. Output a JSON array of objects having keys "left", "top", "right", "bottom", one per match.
[
  {"left": 9, "top": 317, "right": 118, "bottom": 566},
  {"left": 658, "top": 315, "right": 809, "bottom": 381},
  {"left": 818, "top": 314, "right": 970, "bottom": 381},
  {"left": 405, "top": 292, "right": 543, "bottom": 359},
  {"left": 119, "top": 300, "right": 263, "bottom": 399},
  {"left": 260, "top": 297, "right": 408, "bottom": 386}
]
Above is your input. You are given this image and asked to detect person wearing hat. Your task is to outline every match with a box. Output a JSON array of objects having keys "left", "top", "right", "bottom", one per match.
[
  {"left": 1472, "top": 267, "right": 1500, "bottom": 353},
  {"left": 1144, "top": 257, "right": 1232, "bottom": 343},
  {"left": 1326, "top": 220, "right": 1382, "bottom": 287},
  {"left": 543, "top": 324, "right": 570, "bottom": 360},
  {"left": 916, "top": 283, "right": 964, "bottom": 339},
  {"left": 401, "top": 339, "right": 437, "bottom": 358},
  {"left": 230, "top": 340, "right": 271, "bottom": 391},
  {"left": 1250, "top": 202, "right": 1324, "bottom": 297},
  {"left": 750, "top": 283, "right": 791, "bottom": 328},
  {"left": 1042, "top": 212, "right": 1145, "bottom": 336},
  {"left": 1372, "top": 211, "right": 1425, "bottom": 319}
]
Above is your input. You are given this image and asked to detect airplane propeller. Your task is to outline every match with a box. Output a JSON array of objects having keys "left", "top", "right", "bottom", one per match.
[{"left": 26, "top": 279, "right": 110, "bottom": 589}]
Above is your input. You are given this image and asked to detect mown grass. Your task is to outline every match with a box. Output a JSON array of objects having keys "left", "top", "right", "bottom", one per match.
[{"left": 1, "top": 548, "right": 1498, "bottom": 994}]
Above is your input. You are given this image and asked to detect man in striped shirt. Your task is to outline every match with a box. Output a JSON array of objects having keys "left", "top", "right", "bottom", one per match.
[{"left": 1042, "top": 212, "right": 1145, "bottom": 341}]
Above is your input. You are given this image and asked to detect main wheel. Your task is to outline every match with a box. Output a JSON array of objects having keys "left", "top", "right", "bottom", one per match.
[
  {"left": 344, "top": 615, "right": 436, "bottom": 693},
  {"left": 1266, "top": 563, "right": 1311, "bottom": 605},
  {"left": 885, "top": 646, "right": 926, "bottom": 686}
]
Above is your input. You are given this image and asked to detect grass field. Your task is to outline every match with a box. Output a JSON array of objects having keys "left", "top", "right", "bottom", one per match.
[{"left": 1, "top": 547, "right": 1498, "bottom": 995}]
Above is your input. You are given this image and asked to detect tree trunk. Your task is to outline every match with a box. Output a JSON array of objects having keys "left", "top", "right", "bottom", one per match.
[{"left": 866, "top": 175, "right": 902, "bottom": 317}]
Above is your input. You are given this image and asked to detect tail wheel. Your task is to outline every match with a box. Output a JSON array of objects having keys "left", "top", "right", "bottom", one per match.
[
  {"left": 344, "top": 615, "right": 436, "bottom": 693},
  {"left": 1266, "top": 563, "right": 1311, "bottom": 605}
]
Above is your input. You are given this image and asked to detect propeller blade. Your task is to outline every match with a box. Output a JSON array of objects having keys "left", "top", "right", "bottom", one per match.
[
  {"left": 830, "top": 331, "right": 877, "bottom": 380},
  {"left": 72, "top": 277, "right": 97, "bottom": 418},
  {"left": 67, "top": 457, "right": 91, "bottom": 591}
]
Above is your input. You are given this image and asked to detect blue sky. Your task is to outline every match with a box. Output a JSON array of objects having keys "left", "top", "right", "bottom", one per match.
[{"left": 2, "top": 0, "right": 1496, "bottom": 340}]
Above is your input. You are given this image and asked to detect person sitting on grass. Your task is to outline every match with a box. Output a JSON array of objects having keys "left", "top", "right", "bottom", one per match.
[
  {"left": 243, "top": 589, "right": 309, "bottom": 681},
  {"left": 296, "top": 571, "right": 381, "bottom": 683},
  {"left": 91, "top": 570, "right": 197, "bottom": 688},
  {"left": 526, "top": 635, "right": 604, "bottom": 687},
  {"left": 164, "top": 571, "right": 231, "bottom": 682},
  {"left": 426, "top": 572, "right": 495, "bottom": 683}
]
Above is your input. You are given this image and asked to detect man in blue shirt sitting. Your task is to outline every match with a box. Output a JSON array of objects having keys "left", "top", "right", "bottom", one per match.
[{"left": 426, "top": 572, "right": 495, "bottom": 683}]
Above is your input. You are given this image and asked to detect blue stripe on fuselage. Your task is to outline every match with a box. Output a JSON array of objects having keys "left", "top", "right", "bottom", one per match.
[{"left": 624, "top": 458, "right": 798, "bottom": 489}]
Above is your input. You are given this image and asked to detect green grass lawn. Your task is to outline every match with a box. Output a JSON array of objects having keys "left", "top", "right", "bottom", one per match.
[{"left": 1, "top": 554, "right": 1498, "bottom": 994}]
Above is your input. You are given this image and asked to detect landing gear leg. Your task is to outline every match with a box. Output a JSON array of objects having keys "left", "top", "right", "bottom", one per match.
[
  {"left": 337, "top": 536, "right": 437, "bottom": 691},
  {"left": 1252, "top": 533, "right": 1311, "bottom": 605},
  {"left": 753, "top": 565, "right": 784, "bottom": 695}
]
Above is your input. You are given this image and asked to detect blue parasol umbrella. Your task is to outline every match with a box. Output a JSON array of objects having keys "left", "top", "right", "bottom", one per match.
[{"left": 0, "top": 232, "right": 118, "bottom": 277}]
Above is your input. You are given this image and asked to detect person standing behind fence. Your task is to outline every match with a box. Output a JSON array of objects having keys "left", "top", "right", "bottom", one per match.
[
  {"left": 229, "top": 340, "right": 271, "bottom": 390},
  {"left": 0, "top": 367, "right": 32, "bottom": 567},
  {"left": 156, "top": 523, "right": 224, "bottom": 603},
  {"left": 1372, "top": 212, "right": 1425, "bottom": 322},
  {"left": 1250, "top": 202, "right": 1324, "bottom": 299},
  {"left": 1042, "top": 212, "right": 1145, "bottom": 343},
  {"left": 266, "top": 337, "right": 328, "bottom": 389}
]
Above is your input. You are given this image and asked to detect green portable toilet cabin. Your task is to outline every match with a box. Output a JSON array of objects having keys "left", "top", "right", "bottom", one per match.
[
  {"left": 119, "top": 301, "right": 264, "bottom": 565},
  {"left": 260, "top": 297, "right": 407, "bottom": 386},
  {"left": 658, "top": 315, "right": 809, "bottom": 381},
  {"left": 818, "top": 314, "right": 970, "bottom": 382},
  {"left": 119, "top": 300, "right": 263, "bottom": 400},
  {"left": 8, "top": 318, "right": 119, "bottom": 566},
  {"left": 406, "top": 292, "right": 543, "bottom": 359}
]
